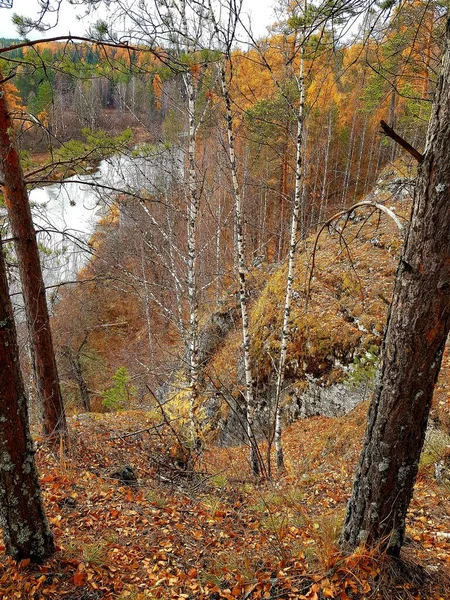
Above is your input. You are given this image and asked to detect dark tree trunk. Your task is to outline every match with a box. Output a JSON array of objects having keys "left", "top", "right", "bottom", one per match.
[
  {"left": 341, "top": 19, "right": 450, "bottom": 557},
  {"left": 73, "top": 353, "right": 91, "bottom": 413},
  {"left": 0, "top": 237, "right": 55, "bottom": 563},
  {"left": 0, "top": 81, "right": 67, "bottom": 442},
  {"left": 63, "top": 346, "right": 91, "bottom": 412}
]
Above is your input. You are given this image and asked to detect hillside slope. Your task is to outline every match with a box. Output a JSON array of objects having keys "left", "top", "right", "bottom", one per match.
[
  {"left": 1, "top": 398, "right": 448, "bottom": 599},
  {"left": 181, "top": 174, "right": 413, "bottom": 442},
  {"left": 8, "top": 171, "right": 450, "bottom": 599}
]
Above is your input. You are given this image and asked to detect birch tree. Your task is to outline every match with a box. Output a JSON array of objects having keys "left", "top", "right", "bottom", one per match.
[
  {"left": 223, "top": 68, "right": 262, "bottom": 476},
  {"left": 179, "top": 0, "right": 202, "bottom": 442},
  {"left": 209, "top": 0, "right": 264, "bottom": 476},
  {"left": 79, "top": 0, "right": 214, "bottom": 439},
  {"left": 273, "top": 16, "right": 306, "bottom": 472}
]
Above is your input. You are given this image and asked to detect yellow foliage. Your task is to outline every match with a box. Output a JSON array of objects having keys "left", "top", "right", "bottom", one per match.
[
  {"left": 37, "top": 110, "right": 49, "bottom": 128},
  {"left": 152, "top": 74, "right": 163, "bottom": 111},
  {"left": 2, "top": 81, "right": 24, "bottom": 117}
]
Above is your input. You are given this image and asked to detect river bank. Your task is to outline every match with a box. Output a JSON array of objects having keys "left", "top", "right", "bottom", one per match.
[{"left": 27, "top": 141, "right": 183, "bottom": 286}]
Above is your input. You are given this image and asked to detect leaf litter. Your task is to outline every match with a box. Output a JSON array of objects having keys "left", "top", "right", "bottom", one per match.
[{"left": 0, "top": 400, "right": 449, "bottom": 599}]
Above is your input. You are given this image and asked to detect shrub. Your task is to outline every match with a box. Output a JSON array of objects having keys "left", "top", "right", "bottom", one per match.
[
  {"left": 102, "top": 366, "right": 136, "bottom": 411},
  {"left": 346, "top": 345, "right": 379, "bottom": 388}
]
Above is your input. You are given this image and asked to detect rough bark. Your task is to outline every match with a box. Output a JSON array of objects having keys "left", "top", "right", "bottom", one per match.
[
  {"left": 341, "top": 18, "right": 450, "bottom": 557},
  {"left": 0, "top": 236, "right": 55, "bottom": 563},
  {"left": 0, "top": 82, "right": 67, "bottom": 441},
  {"left": 63, "top": 346, "right": 91, "bottom": 413}
]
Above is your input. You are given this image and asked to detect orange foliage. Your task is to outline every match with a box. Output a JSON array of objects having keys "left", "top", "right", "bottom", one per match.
[
  {"left": 3, "top": 81, "right": 23, "bottom": 115},
  {"left": 152, "top": 73, "right": 163, "bottom": 110}
]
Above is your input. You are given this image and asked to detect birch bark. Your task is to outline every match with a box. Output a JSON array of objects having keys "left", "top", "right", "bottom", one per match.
[
  {"left": 220, "top": 61, "right": 261, "bottom": 476},
  {"left": 273, "top": 26, "right": 306, "bottom": 473},
  {"left": 180, "top": 0, "right": 201, "bottom": 442}
]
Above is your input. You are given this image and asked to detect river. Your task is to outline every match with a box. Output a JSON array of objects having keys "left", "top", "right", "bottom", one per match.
[{"left": 29, "top": 147, "right": 182, "bottom": 287}]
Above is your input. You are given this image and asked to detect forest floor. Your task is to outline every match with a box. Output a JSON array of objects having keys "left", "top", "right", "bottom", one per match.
[{"left": 1, "top": 377, "right": 450, "bottom": 599}]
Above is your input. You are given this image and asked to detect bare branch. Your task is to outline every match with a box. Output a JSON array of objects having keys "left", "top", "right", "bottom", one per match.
[
  {"left": 380, "top": 120, "right": 424, "bottom": 163},
  {"left": 307, "top": 200, "right": 406, "bottom": 302}
]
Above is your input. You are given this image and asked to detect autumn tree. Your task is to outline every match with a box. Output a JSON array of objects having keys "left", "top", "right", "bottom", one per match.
[
  {"left": 271, "top": 1, "right": 307, "bottom": 473},
  {"left": 0, "top": 233, "right": 55, "bottom": 562},
  {"left": 208, "top": 0, "right": 269, "bottom": 476},
  {"left": 0, "top": 73, "right": 68, "bottom": 441},
  {"left": 341, "top": 15, "right": 450, "bottom": 557}
]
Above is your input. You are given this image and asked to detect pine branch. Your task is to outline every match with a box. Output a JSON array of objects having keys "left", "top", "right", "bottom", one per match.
[{"left": 380, "top": 120, "right": 423, "bottom": 163}]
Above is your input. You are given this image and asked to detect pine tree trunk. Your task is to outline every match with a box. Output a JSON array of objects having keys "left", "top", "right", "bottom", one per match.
[
  {"left": 341, "top": 19, "right": 450, "bottom": 556},
  {"left": 0, "top": 235, "right": 55, "bottom": 563},
  {"left": 0, "top": 79, "right": 67, "bottom": 442}
]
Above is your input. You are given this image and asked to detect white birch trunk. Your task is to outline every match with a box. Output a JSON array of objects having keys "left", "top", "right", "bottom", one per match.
[
  {"left": 180, "top": 0, "right": 200, "bottom": 442},
  {"left": 185, "top": 69, "right": 200, "bottom": 442},
  {"left": 215, "top": 192, "right": 222, "bottom": 309},
  {"left": 300, "top": 124, "right": 309, "bottom": 238},
  {"left": 273, "top": 45, "right": 305, "bottom": 472},
  {"left": 220, "top": 60, "right": 261, "bottom": 476},
  {"left": 277, "top": 195, "right": 285, "bottom": 262}
]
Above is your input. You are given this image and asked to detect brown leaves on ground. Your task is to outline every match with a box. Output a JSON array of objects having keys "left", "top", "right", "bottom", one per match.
[{"left": 0, "top": 405, "right": 448, "bottom": 599}]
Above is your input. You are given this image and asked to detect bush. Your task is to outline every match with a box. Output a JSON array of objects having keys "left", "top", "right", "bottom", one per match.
[
  {"left": 346, "top": 345, "right": 379, "bottom": 388},
  {"left": 102, "top": 367, "right": 136, "bottom": 411}
]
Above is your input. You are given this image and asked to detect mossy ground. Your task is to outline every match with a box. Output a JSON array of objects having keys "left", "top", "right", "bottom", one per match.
[{"left": 207, "top": 193, "right": 409, "bottom": 412}]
